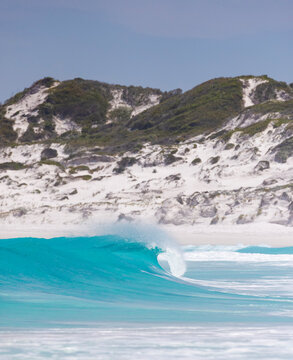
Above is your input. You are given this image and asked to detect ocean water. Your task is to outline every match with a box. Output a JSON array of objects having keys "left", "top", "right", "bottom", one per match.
[{"left": 1, "top": 230, "right": 293, "bottom": 359}]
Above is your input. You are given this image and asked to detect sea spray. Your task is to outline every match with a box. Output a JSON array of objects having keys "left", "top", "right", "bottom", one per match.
[{"left": 98, "top": 222, "right": 186, "bottom": 276}]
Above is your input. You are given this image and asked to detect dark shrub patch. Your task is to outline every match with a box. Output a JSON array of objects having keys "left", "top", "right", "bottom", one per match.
[
  {"left": 39, "top": 160, "right": 64, "bottom": 169},
  {"left": 164, "top": 153, "right": 182, "bottom": 165},
  {"left": 108, "top": 107, "right": 132, "bottom": 123},
  {"left": 255, "top": 160, "right": 270, "bottom": 171},
  {"left": 35, "top": 77, "right": 56, "bottom": 88},
  {"left": 128, "top": 77, "right": 243, "bottom": 141},
  {"left": 224, "top": 143, "right": 234, "bottom": 150},
  {"left": 210, "top": 156, "right": 220, "bottom": 164},
  {"left": 0, "top": 109, "right": 17, "bottom": 145},
  {"left": 19, "top": 126, "right": 43, "bottom": 142},
  {"left": 41, "top": 148, "right": 58, "bottom": 160},
  {"left": 0, "top": 162, "right": 26, "bottom": 170},
  {"left": 274, "top": 137, "right": 293, "bottom": 163},
  {"left": 191, "top": 157, "right": 202, "bottom": 165},
  {"left": 113, "top": 156, "right": 137, "bottom": 174},
  {"left": 165, "top": 174, "right": 181, "bottom": 181}
]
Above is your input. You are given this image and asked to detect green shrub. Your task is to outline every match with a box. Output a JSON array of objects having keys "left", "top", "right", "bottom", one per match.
[
  {"left": 4, "top": 75, "right": 292, "bottom": 156},
  {"left": 121, "top": 85, "right": 161, "bottom": 107},
  {"left": 80, "top": 175, "right": 92, "bottom": 181},
  {"left": 220, "top": 118, "right": 272, "bottom": 143},
  {"left": 164, "top": 153, "right": 182, "bottom": 165},
  {"left": 113, "top": 157, "right": 137, "bottom": 174},
  {"left": 128, "top": 77, "right": 243, "bottom": 141},
  {"left": 4, "top": 77, "right": 56, "bottom": 107},
  {"left": 72, "top": 174, "right": 92, "bottom": 181},
  {"left": 272, "top": 118, "right": 293, "bottom": 128},
  {"left": 19, "top": 125, "right": 43, "bottom": 143},
  {"left": 0, "top": 108, "right": 17, "bottom": 145},
  {"left": 208, "top": 129, "right": 227, "bottom": 140},
  {"left": 241, "top": 118, "right": 271, "bottom": 136},
  {"left": 35, "top": 77, "right": 56, "bottom": 88},
  {"left": 191, "top": 157, "right": 202, "bottom": 165},
  {"left": 274, "top": 137, "right": 293, "bottom": 163},
  {"left": 0, "top": 162, "right": 26, "bottom": 170},
  {"left": 39, "top": 160, "right": 64, "bottom": 169},
  {"left": 4, "top": 89, "right": 28, "bottom": 106},
  {"left": 252, "top": 78, "right": 293, "bottom": 104},
  {"left": 250, "top": 99, "right": 293, "bottom": 115},
  {"left": 69, "top": 165, "right": 90, "bottom": 174},
  {"left": 108, "top": 106, "right": 132, "bottom": 123},
  {"left": 224, "top": 143, "right": 234, "bottom": 150},
  {"left": 38, "top": 79, "right": 109, "bottom": 128}
]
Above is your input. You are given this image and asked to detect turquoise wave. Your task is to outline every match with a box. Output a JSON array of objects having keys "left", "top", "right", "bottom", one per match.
[
  {"left": 237, "top": 246, "right": 293, "bottom": 254},
  {"left": 0, "top": 235, "right": 293, "bottom": 327}
]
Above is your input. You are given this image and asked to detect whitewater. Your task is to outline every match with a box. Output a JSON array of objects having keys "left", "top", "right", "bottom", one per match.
[{"left": 1, "top": 228, "right": 293, "bottom": 359}]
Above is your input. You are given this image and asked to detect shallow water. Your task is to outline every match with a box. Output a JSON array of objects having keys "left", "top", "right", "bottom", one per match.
[{"left": 1, "top": 234, "right": 293, "bottom": 358}]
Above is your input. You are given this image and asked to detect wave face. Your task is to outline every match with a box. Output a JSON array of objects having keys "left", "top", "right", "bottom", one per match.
[{"left": 1, "top": 236, "right": 293, "bottom": 327}]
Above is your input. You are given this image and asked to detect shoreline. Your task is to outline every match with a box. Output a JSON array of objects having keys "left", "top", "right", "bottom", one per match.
[
  {"left": 163, "top": 223, "right": 293, "bottom": 247},
  {"left": 1, "top": 222, "right": 293, "bottom": 247}
]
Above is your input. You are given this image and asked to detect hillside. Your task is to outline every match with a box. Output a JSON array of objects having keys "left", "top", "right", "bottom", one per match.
[{"left": 1, "top": 75, "right": 293, "bottom": 230}]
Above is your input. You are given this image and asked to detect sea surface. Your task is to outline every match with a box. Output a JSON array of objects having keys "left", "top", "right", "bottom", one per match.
[{"left": 1, "top": 228, "right": 293, "bottom": 359}]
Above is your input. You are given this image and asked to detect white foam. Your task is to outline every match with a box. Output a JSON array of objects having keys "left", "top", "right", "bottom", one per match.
[
  {"left": 189, "top": 277, "right": 293, "bottom": 297},
  {"left": 184, "top": 250, "right": 293, "bottom": 264},
  {"left": 158, "top": 247, "right": 186, "bottom": 277},
  {"left": 1, "top": 326, "right": 293, "bottom": 360},
  {"left": 183, "top": 244, "right": 248, "bottom": 252}
]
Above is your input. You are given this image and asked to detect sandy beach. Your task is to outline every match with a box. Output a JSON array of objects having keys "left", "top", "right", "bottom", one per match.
[
  {"left": 164, "top": 223, "right": 293, "bottom": 247},
  {"left": 1, "top": 221, "right": 293, "bottom": 247}
]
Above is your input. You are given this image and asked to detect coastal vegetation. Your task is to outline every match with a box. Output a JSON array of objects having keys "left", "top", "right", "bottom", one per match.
[{"left": 1, "top": 75, "right": 293, "bottom": 158}]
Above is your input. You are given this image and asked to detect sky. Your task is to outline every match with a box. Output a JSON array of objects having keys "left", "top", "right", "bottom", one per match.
[{"left": 0, "top": 0, "right": 293, "bottom": 102}]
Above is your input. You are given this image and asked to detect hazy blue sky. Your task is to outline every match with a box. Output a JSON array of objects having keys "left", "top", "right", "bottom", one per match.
[{"left": 1, "top": 0, "right": 293, "bottom": 102}]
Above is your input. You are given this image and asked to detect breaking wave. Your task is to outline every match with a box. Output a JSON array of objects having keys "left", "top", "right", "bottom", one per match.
[{"left": 1, "top": 232, "right": 293, "bottom": 327}]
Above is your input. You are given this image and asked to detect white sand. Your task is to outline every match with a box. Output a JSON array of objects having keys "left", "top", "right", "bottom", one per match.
[
  {"left": 240, "top": 78, "right": 268, "bottom": 108},
  {"left": 1, "top": 222, "right": 293, "bottom": 247},
  {"left": 164, "top": 223, "right": 293, "bottom": 247},
  {"left": 1, "top": 83, "right": 293, "bottom": 243}
]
